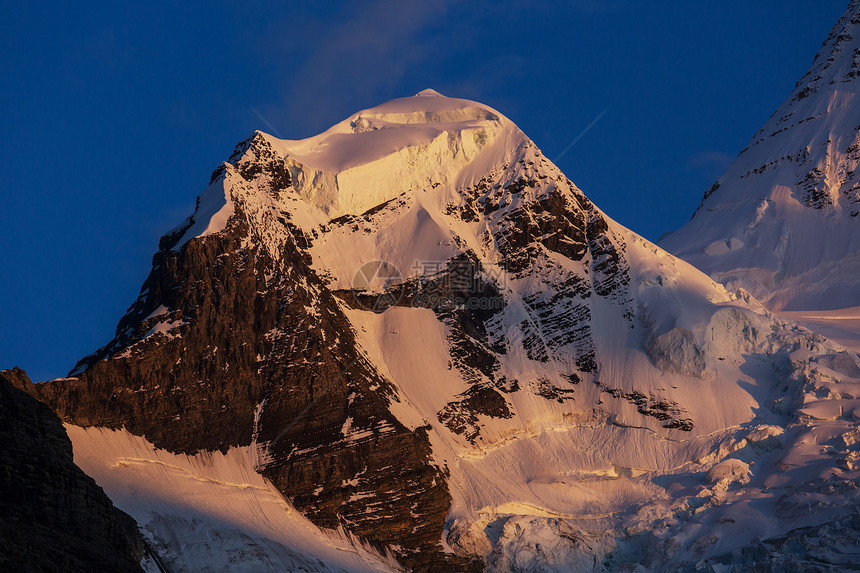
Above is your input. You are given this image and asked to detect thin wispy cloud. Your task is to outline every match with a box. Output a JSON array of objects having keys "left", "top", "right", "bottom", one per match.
[
  {"left": 271, "top": 0, "right": 459, "bottom": 135},
  {"left": 251, "top": 0, "right": 621, "bottom": 138},
  {"left": 687, "top": 150, "right": 733, "bottom": 176}
]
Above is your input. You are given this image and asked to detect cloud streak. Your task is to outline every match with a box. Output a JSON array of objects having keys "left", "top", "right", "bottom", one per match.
[
  {"left": 252, "top": 0, "right": 622, "bottom": 138},
  {"left": 554, "top": 108, "right": 609, "bottom": 163},
  {"left": 273, "top": 0, "right": 458, "bottom": 135}
]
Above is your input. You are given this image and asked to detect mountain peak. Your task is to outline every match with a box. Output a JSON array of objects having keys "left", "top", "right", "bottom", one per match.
[
  {"left": 415, "top": 88, "right": 445, "bottom": 97},
  {"left": 172, "top": 91, "right": 529, "bottom": 247},
  {"left": 800, "top": 0, "right": 860, "bottom": 88}
]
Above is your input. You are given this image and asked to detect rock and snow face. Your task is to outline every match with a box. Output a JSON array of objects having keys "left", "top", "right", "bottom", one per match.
[
  {"left": 66, "top": 425, "right": 400, "bottom": 573},
  {"left": 30, "top": 88, "right": 860, "bottom": 571},
  {"left": 661, "top": 1, "right": 860, "bottom": 311}
]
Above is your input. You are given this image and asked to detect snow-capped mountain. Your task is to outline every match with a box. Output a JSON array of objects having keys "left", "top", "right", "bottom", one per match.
[
  {"left": 661, "top": 1, "right": 860, "bottom": 311},
  {"left": 23, "top": 88, "right": 860, "bottom": 572}
]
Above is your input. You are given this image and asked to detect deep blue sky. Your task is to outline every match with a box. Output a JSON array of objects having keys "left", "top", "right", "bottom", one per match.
[{"left": 1, "top": 1, "right": 848, "bottom": 382}]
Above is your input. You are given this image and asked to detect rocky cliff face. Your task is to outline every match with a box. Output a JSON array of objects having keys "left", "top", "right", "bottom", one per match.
[
  {"left": 32, "top": 134, "right": 476, "bottom": 571},
  {"left": 0, "top": 368, "right": 144, "bottom": 573}
]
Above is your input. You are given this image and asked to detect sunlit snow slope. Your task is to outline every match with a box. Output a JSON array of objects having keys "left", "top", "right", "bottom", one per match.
[
  {"left": 67, "top": 425, "right": 398, "bottom": 573},
  {"left": 662, "top": 1, "right": 860, "bottom": 311}
]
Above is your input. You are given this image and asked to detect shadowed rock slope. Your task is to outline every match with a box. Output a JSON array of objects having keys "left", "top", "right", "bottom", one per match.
[{"left": 0, "top": 368, "right": 145, "bottom": 573}]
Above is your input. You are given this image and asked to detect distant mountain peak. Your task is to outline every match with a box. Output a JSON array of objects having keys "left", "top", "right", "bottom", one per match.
[{"left": 661, "top": 0, "right": 860, "bottom": 311}]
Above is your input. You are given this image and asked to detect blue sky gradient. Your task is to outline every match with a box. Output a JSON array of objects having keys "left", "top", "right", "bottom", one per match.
[{"left": 0, "top": 1, "right": 847, "bottom": 381}]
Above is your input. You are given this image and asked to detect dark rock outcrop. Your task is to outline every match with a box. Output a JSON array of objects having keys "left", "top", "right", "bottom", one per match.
[
  {"left": 0, "top": 368, "right": 144, "bottom": 573},
  {"left": 446, "top": 144, "right": 634, "bottom": 384}
]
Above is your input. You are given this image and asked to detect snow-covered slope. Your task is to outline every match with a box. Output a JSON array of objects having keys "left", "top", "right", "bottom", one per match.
[
  {"left": 272, "top": 88, "right": 523, "bottom": 219},
  {"left": 661, "top": 1, "right": 860, "bottom": 311},
  {"left": 39, "top": 88, "right": 860, "bottom": 571},
  {"left": 67, "top": 425, "right": 398, "bottom": 573}
]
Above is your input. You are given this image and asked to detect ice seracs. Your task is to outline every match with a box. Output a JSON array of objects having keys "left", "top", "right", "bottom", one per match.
[
  {"left": 661, "top": 1, "right": 860, "bottom": 311},
  {"left": 265, "top": 88, "right": 524, "bottom": 217}
]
